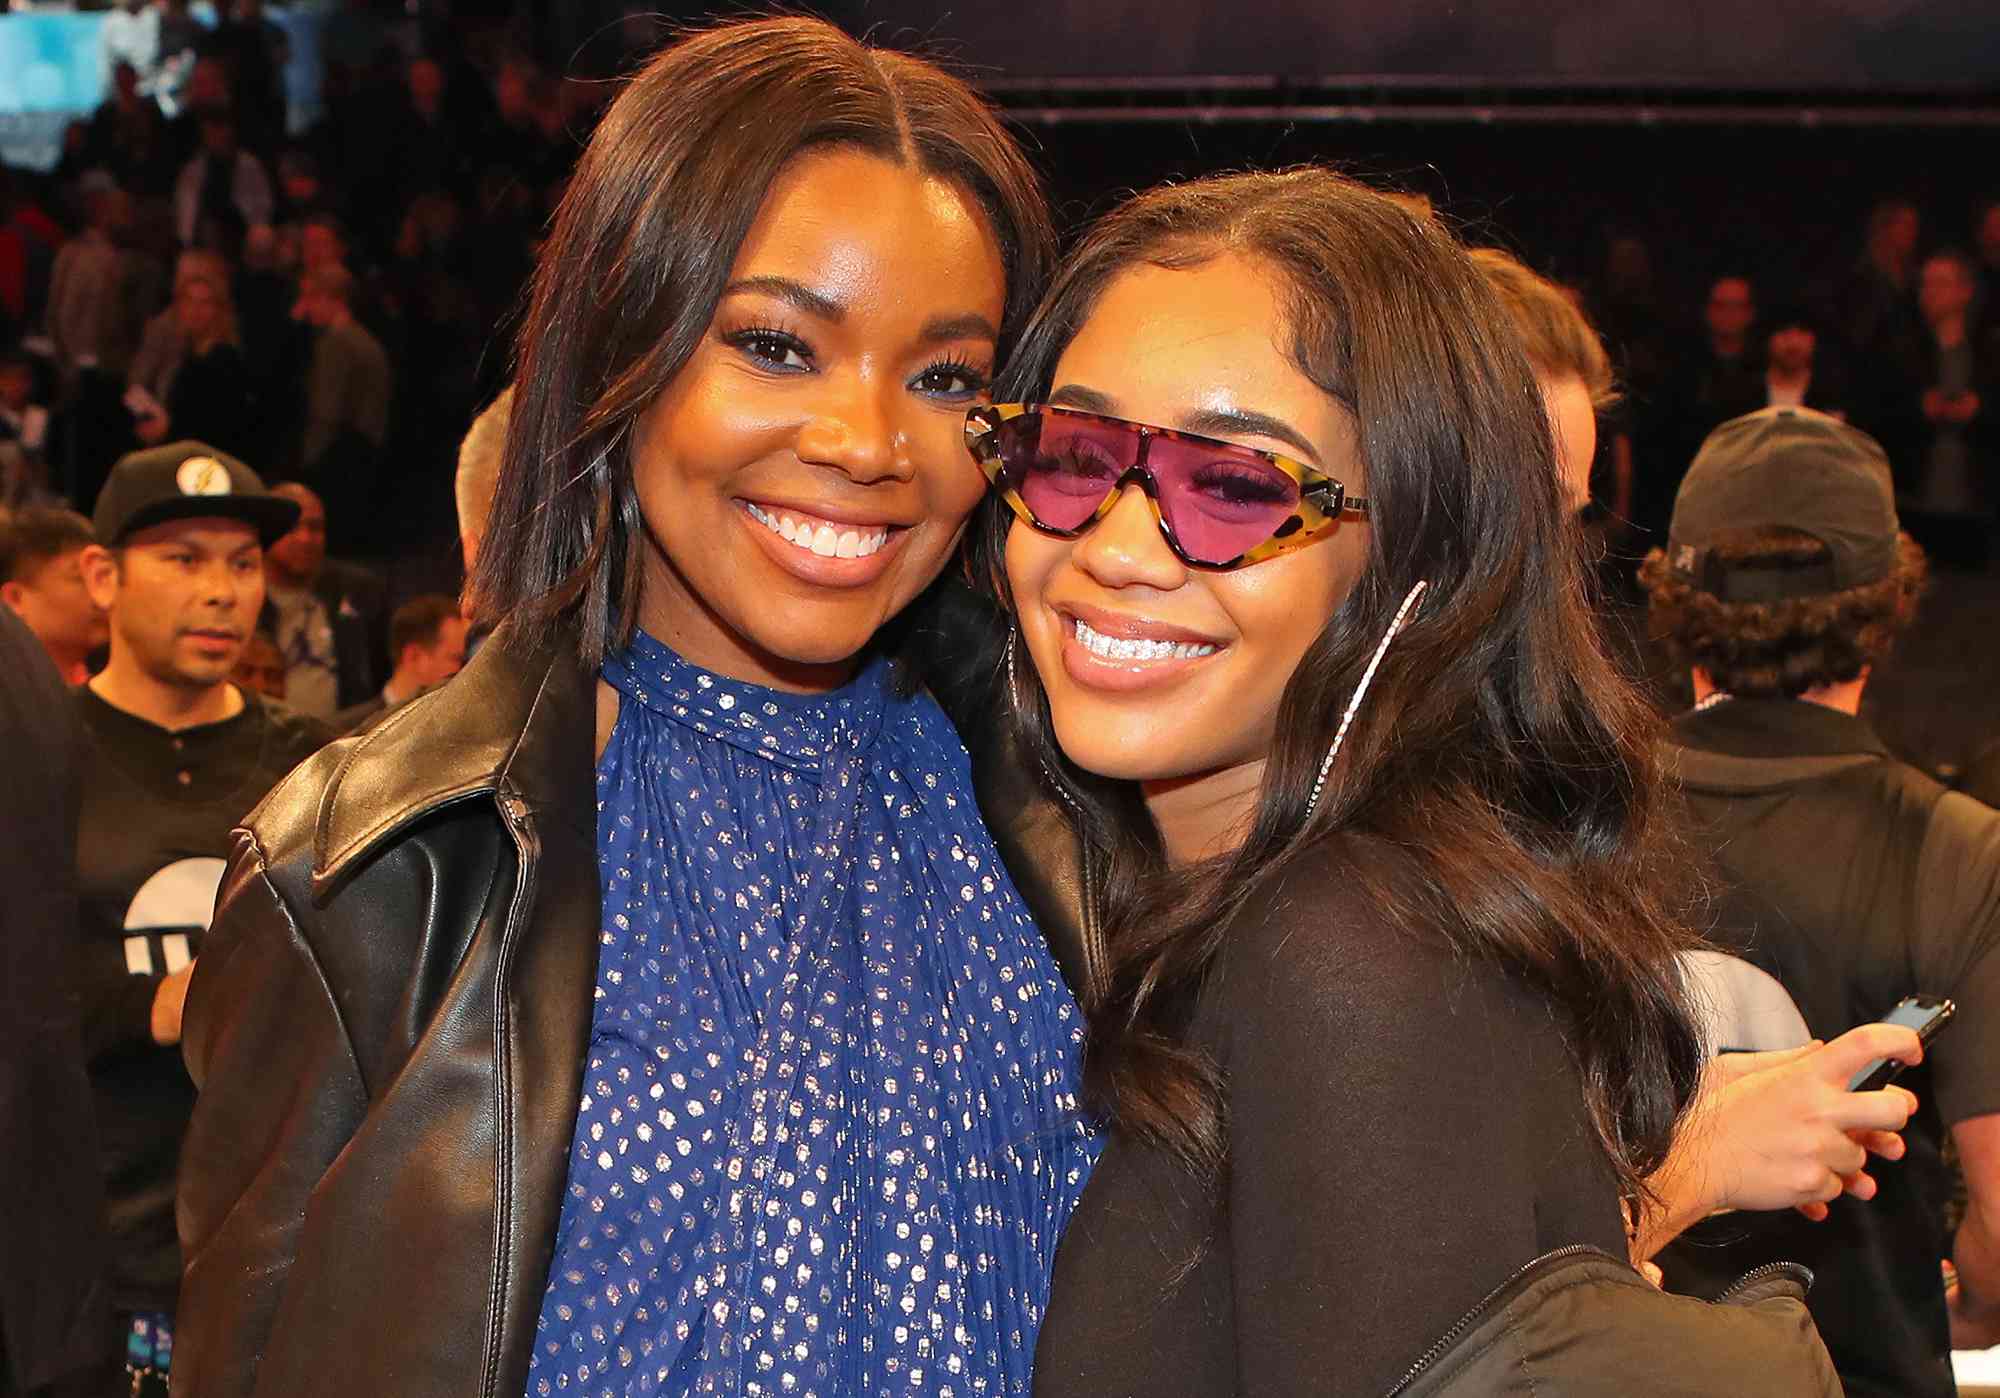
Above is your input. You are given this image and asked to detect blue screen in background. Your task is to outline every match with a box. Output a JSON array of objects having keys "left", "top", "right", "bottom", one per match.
[{"left": 0, "top": 5, "right": 327, "bottom": 171}]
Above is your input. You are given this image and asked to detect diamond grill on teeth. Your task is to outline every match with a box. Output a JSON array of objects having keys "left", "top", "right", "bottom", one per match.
[
  {"left": 1074, "top": 617, "right": 1216, "bottom": 661},
  {"left": 746, "top": 503, "right": 889, "bottom": 559}
]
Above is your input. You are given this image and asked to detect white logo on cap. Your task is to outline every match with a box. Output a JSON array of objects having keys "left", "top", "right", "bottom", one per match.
[{"left": 176, "top": 456, "right": 232, "bottom": 497}]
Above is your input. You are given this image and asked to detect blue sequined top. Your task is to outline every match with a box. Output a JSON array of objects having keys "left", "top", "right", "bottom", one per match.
[{"left": 527, "top": 631, "right": 1097, "bottom": 1398}]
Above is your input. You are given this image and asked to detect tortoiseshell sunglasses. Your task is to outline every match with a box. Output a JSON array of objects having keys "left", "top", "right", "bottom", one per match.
[{"left": 965, "top": 403, "right": 1368, "bottom": 569}]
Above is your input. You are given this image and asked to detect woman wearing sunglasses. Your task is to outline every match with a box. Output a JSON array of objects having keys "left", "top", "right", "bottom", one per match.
[
  {"left": 966, "top": 170, "right": 1842, "bottom": 1393},
  {"left": 170, "top": 20, "right": 1094, "bottom": 1398}
]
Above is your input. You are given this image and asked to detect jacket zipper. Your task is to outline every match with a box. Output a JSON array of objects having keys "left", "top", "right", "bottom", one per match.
[
  {"left": 1385, "top": 1244, "right": 1601, "bottom": 1395},
  {"left": 1034, "top": 754, "right": 1111, "bottom": 1004},
  {"left": 479, "top": 792, "right": 541, "bottom": 1398},
  {"left": 1384, "top": 1247, "right": 1812, "bottom": 1395},
  {"left": 1712, "top": 1259, "right": 1813, "bottom": 1303}
]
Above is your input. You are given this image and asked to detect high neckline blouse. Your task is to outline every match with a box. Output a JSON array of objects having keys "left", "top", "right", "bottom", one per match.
[{"left": 528, "top": 630, "right": 1096, "bottom": 1398}]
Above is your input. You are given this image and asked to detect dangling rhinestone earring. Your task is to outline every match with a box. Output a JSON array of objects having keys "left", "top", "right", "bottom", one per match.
[
  {"left": 1003, "top": 625, "right": 1022, "bottom": 709},
  {"left": 1303, "top": 579, "right": 1429, "bottom": 822}
]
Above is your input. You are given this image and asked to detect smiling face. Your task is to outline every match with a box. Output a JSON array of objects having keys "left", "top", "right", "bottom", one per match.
[
  {"left": 84, "top": 517, "right": 266, "bottom": 692},
  {"left": 1007, "top": 254, "right": 1369, "bottom": 808},
  {"left": 630, "top": 146, "right": 1005, "bottom": 690}
]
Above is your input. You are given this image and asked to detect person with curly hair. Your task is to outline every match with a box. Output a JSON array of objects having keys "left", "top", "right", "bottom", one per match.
[{"left": 1645, "top": 406, "right": 2000, "bottom": 1398}]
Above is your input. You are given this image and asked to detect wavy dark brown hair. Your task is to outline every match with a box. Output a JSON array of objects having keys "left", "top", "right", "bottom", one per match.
[
  {"left": 970, "top": 169, "right": 1705, "bottom": 1206},
  {"left": 472, "top": 16, "right": 1055, "bottom": 662},
  {"left": 1640, "top": 528, "right": 1928, "bottom": 697}
]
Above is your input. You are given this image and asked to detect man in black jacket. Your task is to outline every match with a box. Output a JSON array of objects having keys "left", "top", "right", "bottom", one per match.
[
  {"left": 1645, "top": 408, "right": 2000, "bottom": 1398},
  {"left": 72, "top": 444, "right": 330, "bottom": 1393},
  {"left": 0, "top": 607, "right": 113, "bottom": 1398}
]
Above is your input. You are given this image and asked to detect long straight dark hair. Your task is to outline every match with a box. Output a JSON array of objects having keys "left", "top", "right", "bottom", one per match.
[
  {"left": 473, "top": 16, "right": 1055, "bottom": 663},
  {"left": 972, "top": 169, "right": 1703, "bottom": 1205}
]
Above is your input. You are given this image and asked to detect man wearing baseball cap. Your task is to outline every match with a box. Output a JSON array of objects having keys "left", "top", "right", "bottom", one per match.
[
  {"left": 66, "top": 442, "right": 330, "bottom": 1394},
  {"left": 1644, "top": 407, "right": 2000, "bottom": 1398}
]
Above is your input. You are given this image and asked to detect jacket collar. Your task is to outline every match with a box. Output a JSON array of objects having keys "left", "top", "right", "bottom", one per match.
[
  {"left": 311, "top": 624, "right": 596, "bottom": 898},
  {"left": 1667, "top": 696, "right": 1891, "bottom": 763}
]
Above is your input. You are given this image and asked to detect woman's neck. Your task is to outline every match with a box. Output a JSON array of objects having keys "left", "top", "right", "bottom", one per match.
[{"left": 1143, "top": 758, "right": 1265, "bottom": 866}]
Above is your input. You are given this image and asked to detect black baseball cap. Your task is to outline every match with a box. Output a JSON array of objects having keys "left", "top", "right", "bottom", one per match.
[
  {"left": 92, "top": 441, "right": 301, "bottom": 547},
  {"left": 1667, "top": 407, "right": 1898, "bottom": 603}
]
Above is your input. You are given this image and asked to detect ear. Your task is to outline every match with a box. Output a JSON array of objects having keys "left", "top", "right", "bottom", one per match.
[
  {"left": 79, "top": 545, "right": 121, "bottom": 612},
  {"left": 0, "top": 579, "right": 26, "bottom": 611}
]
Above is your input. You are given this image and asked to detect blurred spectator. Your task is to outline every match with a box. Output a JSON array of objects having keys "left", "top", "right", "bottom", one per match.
[
  {"left": 0, "top": 344, "right": 51, "bottom": 499},
  {"left": 488, "top": 58, "right": 565, "bottom": 192},
  {"left": 0, "top": 505, "right": 107, "bottom": 685},
  {"left": 260, "top": 481, "right": 386, "bottom": 717},
  {"left": 0, "top": 169, "right": 66, "bottom": 341},
  {"left": 162, "top": 55, "right": 236, "bottom": 171},
  {"left": 296, "top": 209, "right": 347, "bottom": 280},
  {"left": 1840, "top": 198, "right": 1922, "bottom": 358},
  {"left": 154, "top": 0, "right": 205, "bottom": 119},
  {"left": 389, "top": 56, "right": 477, "bottom": 212},
  {"left": 1646, "top": 275, "right": 1763, "bottom": 538},
  {"left": 1691, "top": 274, "right": 1764, "bottom": 418},
  {"left": 46, "top": 186, "right": 147, "bottom": 386},
  {"left": 1589, "top": 231, "right": 1673, "bottom": 393},
  {"left": 1885, "top": 250, "right": 1999, "bottom": 569},
  {"left": 202, "top": 0, "right": 290, "bottom": 150},
  {"left": 1973, "top": 199, "right": 2000, "bottom": 342},
  {"left": 332, "top": 591, "right": 466, "bottom": 731},
  {"left": 272, "top": 149, "right": 334, "bottom": 235},
  {"left": 80, "top": 62, "right": 169, "bottom": 199},
  {"left": 231, "top": 626, "right": 286, "bottom": 701},
  {"left": 70, "top": 444, "right": 325, "bottom": 1396},
  {"left": 1645, "top": 408, "right": 2000, "bottom": 1398},
  {"left": 46, "top": 185, "right": 159, "bottom": 508},
  {"left": 290, "top": 264, "right": 389, "bottom": 543},
  {"left": 1760, "top": 308, "right": 1847, "bottom": 419},
  {"left": 127, "top": 253, "right": 251, "bottom": 458},
  {"left": 1471, "top": 247, "right": 1622, "bottom": 515},
  {"left": 98, "top": 1, "right": 161, "bottom": 104},
  {"left": 454, "top": 383, "right": 510, "bottom": 580},
  {"left": 0, "top": 603, "right": 114, "bottom": 1398},
  {"left": 173, "top": 111, "right": 273, "bottom": 253}
]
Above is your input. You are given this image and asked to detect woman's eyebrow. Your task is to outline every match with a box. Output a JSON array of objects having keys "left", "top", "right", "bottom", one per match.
[
  {"left": 1046, "top": 386, "right": 1323, "bottom": 466},
  {"left": 1176, "top": 406, "right": 1322, "bottom": 466},
  {"left": 920, "top": 312, "right": 999, "bottom": 345},
  {"left": 1047, "top": 383, "right": 1118, "bottom": 414},
  {"left": 722, "top": 276, "right": 845, "bottom": 322}
]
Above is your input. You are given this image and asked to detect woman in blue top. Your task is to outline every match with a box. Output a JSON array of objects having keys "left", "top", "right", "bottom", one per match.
[{"left": 173, "top": 18, "right": 1093, "bottom": 1398}]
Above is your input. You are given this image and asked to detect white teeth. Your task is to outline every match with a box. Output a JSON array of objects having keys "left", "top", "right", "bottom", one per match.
[
  {"left": 745, "top": 503, "right": 888, "bottom": 559},
  {"left": 1073, "top": 617, "right": 1216, "bottom": 662}
]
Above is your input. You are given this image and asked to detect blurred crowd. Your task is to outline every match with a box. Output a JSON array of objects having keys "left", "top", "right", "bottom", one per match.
[
  {"left": 1, "top": 10, "right": 1999, "bottom": 1398},
  {"left": 2, "top": 0, "right": 586, "bottom": 566}
]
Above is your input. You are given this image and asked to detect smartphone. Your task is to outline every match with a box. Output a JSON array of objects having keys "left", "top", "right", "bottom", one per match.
[{"left": 1847, "top": 994, "right": 1955, "bottom": 1092}]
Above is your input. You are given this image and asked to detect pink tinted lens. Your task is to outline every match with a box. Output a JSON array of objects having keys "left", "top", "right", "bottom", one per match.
[
  {"left": 1145, "top": 434, "right": 1301, "bottom": 564},
  {"left": 1007, "top": 413, "right": 1135, "bottom": 532}
]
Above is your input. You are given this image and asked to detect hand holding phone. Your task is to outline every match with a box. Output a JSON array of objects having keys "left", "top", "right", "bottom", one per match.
[{"left": 1848, "top": 995, "right": 1954, "bottom": 1093}]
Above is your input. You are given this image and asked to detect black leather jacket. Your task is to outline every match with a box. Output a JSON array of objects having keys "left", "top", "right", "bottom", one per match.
[
  {"left": 175, "top": 613, "right": 1838, "bottom": 1398},
  {"left": 176, "top": 630, "right": 603, "bottom": 1398}
]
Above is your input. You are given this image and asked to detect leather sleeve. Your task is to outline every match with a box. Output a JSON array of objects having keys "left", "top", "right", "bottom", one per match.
[{"left": 173, "top": 828, "right": 368, "bottom": 1398}]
